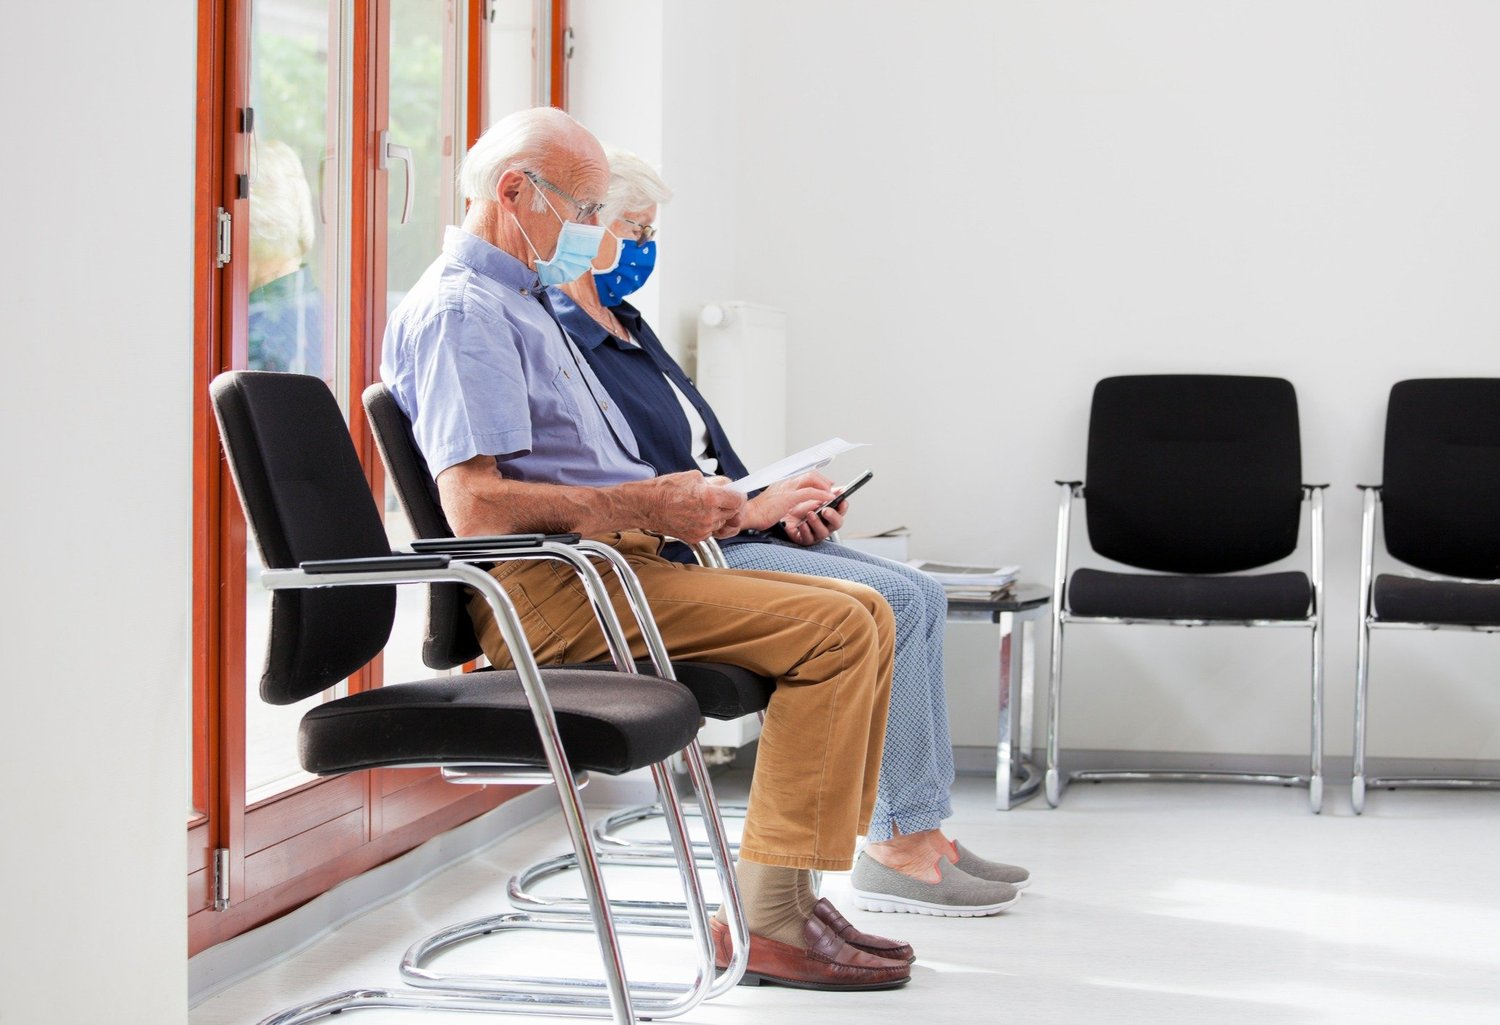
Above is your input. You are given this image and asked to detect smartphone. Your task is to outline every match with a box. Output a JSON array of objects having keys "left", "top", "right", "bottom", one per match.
[{"left": 815, "top": 470, "right": 873, "bottom": 517}]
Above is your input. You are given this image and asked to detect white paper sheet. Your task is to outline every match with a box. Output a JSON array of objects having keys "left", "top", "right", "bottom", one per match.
[{"left": 729, "top": 437, "right": 868, "bottom": 494}]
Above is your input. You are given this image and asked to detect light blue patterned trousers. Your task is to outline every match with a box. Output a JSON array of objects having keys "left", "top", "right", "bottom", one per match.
[{"left": 720, "top": 537, "right": 953, "bottom": 842}]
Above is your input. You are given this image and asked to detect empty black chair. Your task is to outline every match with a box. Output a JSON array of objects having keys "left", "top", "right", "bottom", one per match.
[
  {"left": 212, "top": 370, "right": 738, "bottom": 1025},
  {"left": 1046, "top": 374, "right": 1326, "bottom": 812},
  {"left": 1352, "top": 378, "right": 1500, "bottom": 813}
]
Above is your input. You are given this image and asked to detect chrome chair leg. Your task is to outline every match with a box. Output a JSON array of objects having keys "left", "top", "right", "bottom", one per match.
[
  {"left": 1307, "top": 484, "right": 1326, "bottom": 815},
  {"left": 1045, "top": 481, "right": 1076, "bottom": 808},
  {"left": 1352, "top": 485, "right": 1378, "bottom": 815},
  {"left": 398, "top": 756, "right": 731, "bottom": 1012},
  {"left": 1045, "top": 611, "right": 1065, "bottom": 808},
  {"left": 1352, "top": 617, "right": 1370, "bottom": 816}
]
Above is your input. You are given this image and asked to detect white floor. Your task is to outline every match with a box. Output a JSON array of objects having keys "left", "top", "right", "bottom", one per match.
[{"left": 192, "top": 773, "right": 1500, "bottom": 1025}]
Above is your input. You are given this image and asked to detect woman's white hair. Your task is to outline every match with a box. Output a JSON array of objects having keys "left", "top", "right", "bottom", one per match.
[
  {"left": 459, "top": 106, "right": 592, "bottom": 210},
  {"left": 601, "top": 145, "right": 673, "bottom": 226},
  {"left": 248, "top": 139, "right": 315, "bottom": 269}
]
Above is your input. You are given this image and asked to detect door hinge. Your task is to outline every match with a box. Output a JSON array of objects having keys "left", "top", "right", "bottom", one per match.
[
  {"left": 215, "top": 207, "right": 232, "bottom": 268},
  {"left": 213, "top": 847, "right": 231, "bottom": 911}
]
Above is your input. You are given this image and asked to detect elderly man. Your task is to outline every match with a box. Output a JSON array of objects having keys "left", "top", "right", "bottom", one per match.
[{"left": 380, "top": 107, "right": 910, "bottom": 992}]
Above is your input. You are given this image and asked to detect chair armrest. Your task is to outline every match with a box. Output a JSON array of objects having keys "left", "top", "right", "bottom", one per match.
[
  {"left": 1356, "top": 483, "right": 1382, "bottom": 492},
  {"left": 409, "top": 532, "right": 581, "bottom": 554},
  {"left": 1302, "top": 483, "right": 1329, "bottom": 499},
  {"left": 302, "top": 554, "right": 450, "bottom": 574},
  {"left": 1055, "top": 480, "right": 1084, "bottom": 498}
]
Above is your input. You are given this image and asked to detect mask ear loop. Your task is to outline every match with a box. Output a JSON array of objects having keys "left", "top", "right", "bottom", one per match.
[
  {"left": 509, "top": 173, "right": 568, "bottom": 267},
  {"left": 594, "top": 229, "right": 625, "bottom": 275}
]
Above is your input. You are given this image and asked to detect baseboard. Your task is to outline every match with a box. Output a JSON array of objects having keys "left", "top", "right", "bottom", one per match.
[
  {"left": 188, "top": 772, "right": 655, "bottom": 1008},
  {"left": 951, "top": 745, "right": 1500, "bottom": 783}
]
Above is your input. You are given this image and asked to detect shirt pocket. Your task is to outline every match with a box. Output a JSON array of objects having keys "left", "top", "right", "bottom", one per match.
[{"left": 550, "top": 361, "right": 606, "bottom": 445}]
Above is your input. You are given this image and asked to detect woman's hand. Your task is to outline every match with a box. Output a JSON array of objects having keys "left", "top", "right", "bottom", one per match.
[
  {"left": 781, "top": 491, "right": 846, "bottom": 546},
  {"left": 737, "top": 471, "right": 835, "bottom": 532}
]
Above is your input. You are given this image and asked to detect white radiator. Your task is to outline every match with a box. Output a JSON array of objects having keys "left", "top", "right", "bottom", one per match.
[{"left": 693, "top": 301, "right": 788, "bottom": 754}]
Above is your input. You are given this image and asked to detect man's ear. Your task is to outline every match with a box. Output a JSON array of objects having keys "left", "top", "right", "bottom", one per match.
[{"left": 496, "top": 168, "right": 526, "bottom": 211}]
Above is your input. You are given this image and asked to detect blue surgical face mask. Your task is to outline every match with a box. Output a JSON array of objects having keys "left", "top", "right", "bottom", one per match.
[
  {"left": 594, "top": 235, "right": 657, "bottom": 307},
  {"left": 511, "top": 183, "right": 606, "bottom": 286}
]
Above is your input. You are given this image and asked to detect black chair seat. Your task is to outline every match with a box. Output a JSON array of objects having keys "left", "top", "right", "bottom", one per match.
[
  {"left": 1374, "top": 573, "right": 1500, "bottom": 627},
  {"left": 300, "top": 669, "right": 702, "bottom": 777},
  {"left": 570, "top": 660, "right": 772, "bottom": 720},
  {"left": 1069, "top": 567, "right": 1311, "bottom": 621}
]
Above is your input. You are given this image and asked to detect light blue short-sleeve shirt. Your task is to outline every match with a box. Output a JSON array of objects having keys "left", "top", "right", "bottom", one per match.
[{"left": 380, "top": 227, "right": 654, "bottom": 487}]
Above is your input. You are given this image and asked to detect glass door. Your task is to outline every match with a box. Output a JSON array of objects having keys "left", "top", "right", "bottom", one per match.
[{"left": 244, "top": 0, "right": 350, "bottom": 804}]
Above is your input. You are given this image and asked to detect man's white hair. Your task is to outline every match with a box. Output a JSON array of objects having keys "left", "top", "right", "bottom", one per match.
[
  {"left": 601, "top": 145, "right": 673, "bottom": 226},
  {"left": 460, "top": 106, "right": 593, "bottom": 211}
]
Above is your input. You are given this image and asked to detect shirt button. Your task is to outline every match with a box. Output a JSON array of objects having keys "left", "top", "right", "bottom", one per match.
[
  {"left": 520, "top": 288, "right": 529, "bottom": 296},
  {"left": 602, "top": 401, "right": 610, "bottom": 410}
]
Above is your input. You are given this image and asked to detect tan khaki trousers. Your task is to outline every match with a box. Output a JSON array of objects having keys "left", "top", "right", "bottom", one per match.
[{"left": 470, "top": 531, "right": 894, "bottom": 871}]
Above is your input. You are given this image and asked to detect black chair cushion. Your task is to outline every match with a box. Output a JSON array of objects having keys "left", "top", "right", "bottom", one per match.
[
  {"left": 1382, "top": 378, "right": 1500, "bottom": 580},
  {"left": 213, "top": 372, "right": 398, "bottom": 704},
  {"left": 566, "top": 660, "right": 772, "bottom": 720},
  {"left": 1373, "top": 574, "right": 1500, "bottom": 627},
  {"left": 1085, "top": 375, "right": 1303, "bottom": 574},
  {"left": 1069, "top": 567, "right": 1311, "bottom": 621},
  {"left": 300, "top": 669, "right": 703, "bottom": 777},
  {"left": 362, "top": 383, "right": 483, "bottom": 670}
]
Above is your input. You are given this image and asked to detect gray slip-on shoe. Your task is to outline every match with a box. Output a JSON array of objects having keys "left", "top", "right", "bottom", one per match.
[
  {"left": 951, "top": 841, "right": 1031, "bottom": 890},
  {"left": 850, "top": 853, "right": 1019, "bottom": 917}
]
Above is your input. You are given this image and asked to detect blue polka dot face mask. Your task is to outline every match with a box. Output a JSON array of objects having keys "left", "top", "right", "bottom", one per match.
[{"left": 594, "top": 236, "right": 657, "bottom": 308}]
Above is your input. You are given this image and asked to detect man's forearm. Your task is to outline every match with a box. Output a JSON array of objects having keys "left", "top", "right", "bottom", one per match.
[{"left": 437, "top": 459, "right": 673, "bottom": 537}]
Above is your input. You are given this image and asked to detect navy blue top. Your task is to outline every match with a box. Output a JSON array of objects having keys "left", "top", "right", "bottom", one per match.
[
  {"left": 551, "top": 292, "right": 795, "bottom": 554},
  {"left": 549, "top": 293, "right": 749, "bottom": 480}
]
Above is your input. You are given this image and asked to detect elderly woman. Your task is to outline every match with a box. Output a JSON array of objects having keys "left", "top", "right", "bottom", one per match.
[{"left": 552, "top": 147, "right": 1032, "bottom": 922}]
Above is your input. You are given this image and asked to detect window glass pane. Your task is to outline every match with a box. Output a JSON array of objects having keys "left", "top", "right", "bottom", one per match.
[
  {"left": 487, "top": 0, "right": 538, "bottom": 116},
  {"left": 382, "top": 0, "right": 461, "bottom": 686},
  {"left": 244, "top": 0, "right": 347, "bottom": 801}
]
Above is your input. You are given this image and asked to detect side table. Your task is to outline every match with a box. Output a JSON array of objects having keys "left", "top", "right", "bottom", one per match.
[{"left": 946, "top": 583, "right": 1052, "bottom": 810}]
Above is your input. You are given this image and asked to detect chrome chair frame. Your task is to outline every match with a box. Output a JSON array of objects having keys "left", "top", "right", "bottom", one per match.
[
  {"left": 387, "top": 540, "right": 750, "bottom": 1001},
  {"left": 1045, "top": 482, "right": 1327, "bottom": 813},
  {"left": 589, "top": 537, "right": 756, "bottom": 860},
  {"left": 1351, "top": 485, "right": 1500, "bottom": 813},
  {"left": 253, "top": 547, "right": 744, "bottom": 1025}
]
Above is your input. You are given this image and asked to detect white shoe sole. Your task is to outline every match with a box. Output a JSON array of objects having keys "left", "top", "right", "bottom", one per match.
[{"left": 851, "top": 888, "right": 1020, "bottom": 917}]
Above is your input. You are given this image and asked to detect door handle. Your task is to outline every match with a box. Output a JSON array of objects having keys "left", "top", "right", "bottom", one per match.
[{"left": 379, "top": 131, "right": 414, "bottom": 225}]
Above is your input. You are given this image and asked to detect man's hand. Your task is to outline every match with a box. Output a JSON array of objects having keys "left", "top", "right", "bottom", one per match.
[
  {"left": 638, "top": 470, "right": 746, "bottom": 543},
  {"left": 738, "top": 471, "right": 836, "bottom": 532}
]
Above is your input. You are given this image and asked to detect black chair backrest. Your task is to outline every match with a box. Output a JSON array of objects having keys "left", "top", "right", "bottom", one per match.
[
  {"left": 211, "top": 371, "right": 396, "bottom": 704},
  {"left": 1084, "top": 374, "right": 1303, "bottom": 574},
  {"left": 1383, "top": 378, "right": 1500, "bottom": 580},
  {"left": 362, "top": 382, "right": 483, "bottom": 670}
]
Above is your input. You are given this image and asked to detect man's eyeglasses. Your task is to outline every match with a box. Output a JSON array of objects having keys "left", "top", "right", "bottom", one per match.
[
  {"left": 619, "top": 216, "right": 656, "bottom": 243},
  {"left": 523, "top": 170, "right": 605, "bottom": 221}
]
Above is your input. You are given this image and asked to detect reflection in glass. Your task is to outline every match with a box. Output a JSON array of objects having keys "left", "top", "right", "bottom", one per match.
[
  {"left": 248, "top": 139, "right": 324, "bottom": 377},
  {"left": 244, "top": 0, "right": 344, "bottom": 802}
]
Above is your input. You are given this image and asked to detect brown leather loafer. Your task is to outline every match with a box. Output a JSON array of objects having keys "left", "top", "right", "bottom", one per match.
[
  {"left": 710, "top": 915, "right": 911, "bottom": 991},
  {"left": 812, "top": 897, "right": 916, "bottom": 963}
]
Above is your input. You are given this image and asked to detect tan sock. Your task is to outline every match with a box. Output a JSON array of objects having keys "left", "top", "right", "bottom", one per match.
[
  {"left": 714, "top": 861, "right": 810, "bottom": 946},
  {"left": 795, "top": 869, "right": 819, "bottom": 917}
]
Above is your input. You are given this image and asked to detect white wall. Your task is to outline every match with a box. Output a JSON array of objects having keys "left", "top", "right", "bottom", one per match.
[
  {"left": 0, "top": 2, "right": 194, "bottom": 1021},
  {"left": 577, "top": 1, "right": 1500, "bottom": 760}
]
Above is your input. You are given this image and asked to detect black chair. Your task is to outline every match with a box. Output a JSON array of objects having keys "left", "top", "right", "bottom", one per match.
[
  {"left": 360, "top": 383, "right": 767, "bottom": 958},
  {"left": 1045, "top": 374, "right": 1326, "bottom": 812},
  {"left": 211, "top": 371, "right": 740, "bottom": 1025},
  {"left": 1352, "top": 378, "right": 1500, "bottom": 813}
]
